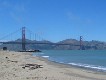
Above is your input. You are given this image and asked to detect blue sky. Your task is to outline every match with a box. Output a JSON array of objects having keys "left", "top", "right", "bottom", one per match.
[{"left": 0, "top": 0, "right": 106, "bottom": 42}]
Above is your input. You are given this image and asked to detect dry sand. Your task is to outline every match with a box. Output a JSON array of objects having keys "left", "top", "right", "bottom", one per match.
[{"left": 0, "top": 50, "right": 106, "bottom": 80}]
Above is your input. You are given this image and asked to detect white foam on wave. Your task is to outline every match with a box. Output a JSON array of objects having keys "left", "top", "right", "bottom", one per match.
[
  {"left": 42, "top": 56, "right": 49, "bottom": 58},
  {"left": 39, "top": 53, "right": 44, "bottom": 54},
  {"left": 33, "top": 52, "right": 44, "bottom": 56},
  {"left": 68, "top": 63, "right": 106, "bottom": 71}
]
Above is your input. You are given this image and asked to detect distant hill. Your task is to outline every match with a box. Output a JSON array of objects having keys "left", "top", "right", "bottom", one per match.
[{"left": 0, "top": 39, "right": 106, "bottom": 51}]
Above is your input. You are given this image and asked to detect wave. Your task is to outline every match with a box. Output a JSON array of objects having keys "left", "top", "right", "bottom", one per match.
[
  {"left": 33, "top": 51, "right": 106, "bottom": 72},
  {"left": 39, "top": 53, "right": 44, "bottom": 54},
  {"left": 42, "top": 56, "right": 49, "bottom": 58},
  {"left": 47, "top": 58, "right": 106, "bottom": 72},
  {"left": 68, "top": 63, "right": 106, "bottom": 72},
  {"left": 41, "top": 55, "right": 106, "bottom": 72}
]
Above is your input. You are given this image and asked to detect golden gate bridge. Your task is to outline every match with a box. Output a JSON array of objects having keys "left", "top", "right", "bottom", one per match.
[{"left": 0, "top": 27, "right": 84, "bottom": 51}]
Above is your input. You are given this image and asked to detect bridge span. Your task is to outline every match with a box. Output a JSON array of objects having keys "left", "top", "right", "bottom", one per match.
[
  {"left": 0, "top": 27, "right": 83, "bottom": 50},
  {"left": 0, "top": 41, "right": 80, "bottom": 46}
]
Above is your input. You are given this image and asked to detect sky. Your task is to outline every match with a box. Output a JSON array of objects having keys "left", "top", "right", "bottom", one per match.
[{"left": 0, "top": 0, "right": 106, "bottom": 42}]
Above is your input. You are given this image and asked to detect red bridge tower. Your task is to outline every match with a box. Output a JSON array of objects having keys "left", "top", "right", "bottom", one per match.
[{"left": 22, "top": 27, "right": 26, "bottom": 51}]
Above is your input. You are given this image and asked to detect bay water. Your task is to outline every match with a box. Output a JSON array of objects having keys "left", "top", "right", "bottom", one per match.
[{"left": 33, "top": 50, "right": 106, "bottom": 72}]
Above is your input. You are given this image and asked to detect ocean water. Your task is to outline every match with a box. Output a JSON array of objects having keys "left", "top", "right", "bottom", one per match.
[{"left": 33, "top": 50, "right": 106, "bottom": 72}]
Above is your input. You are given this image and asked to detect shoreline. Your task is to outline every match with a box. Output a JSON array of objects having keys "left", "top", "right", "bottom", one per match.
[
  {"left": 0, "top": 50, "right": 106, "bottom": 80},
  {"left": 34, "top": 53, "right": 106, "bottom": 73},
  {"left": 35, "top": 55, "right": 106, "bottom": 74}
]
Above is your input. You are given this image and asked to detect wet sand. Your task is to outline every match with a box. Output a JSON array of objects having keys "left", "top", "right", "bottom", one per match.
[{"left": 0, "top": 50, "right": 106, "bottom": 80}]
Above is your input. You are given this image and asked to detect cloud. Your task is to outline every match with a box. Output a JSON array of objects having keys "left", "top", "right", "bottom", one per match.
[
  {"left": 14, "top": 3, "right": 26, "bottom": 13},
  {"left": 0, "top": 0, "right": 26, "bottom": 12},
  {"left": 67, "top": 12, "right": 80, "bottom": 21},
  {"left": 10, "top": 12, "right": 23, "bottom": 25},
  {"left": 0, "top": 0, "right": 27, "bottom": 25},
  {"left": 0, "top": 0, "right": 11, "bottom": 10},
  {"left": 86, "top": 19, "right": 92, "bottom": 24},
  {"left": 67, "top": 12, "right": 92, "bottom": 25},
  {"left": 9, "top": 4, "right": 27, "bottom": 26}
]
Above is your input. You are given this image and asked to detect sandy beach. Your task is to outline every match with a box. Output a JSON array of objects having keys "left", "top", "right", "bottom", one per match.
[{"left": 0, "top": 50, "right": 106, "bottom": 80}]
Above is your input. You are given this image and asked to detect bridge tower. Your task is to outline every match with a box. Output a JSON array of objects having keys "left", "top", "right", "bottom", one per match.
[
  {"left": 22, "top": 27, "right": 26, "bottom": 51},
  {"left": 80, "top": 36, "right": 83, "bottom": 50}
]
